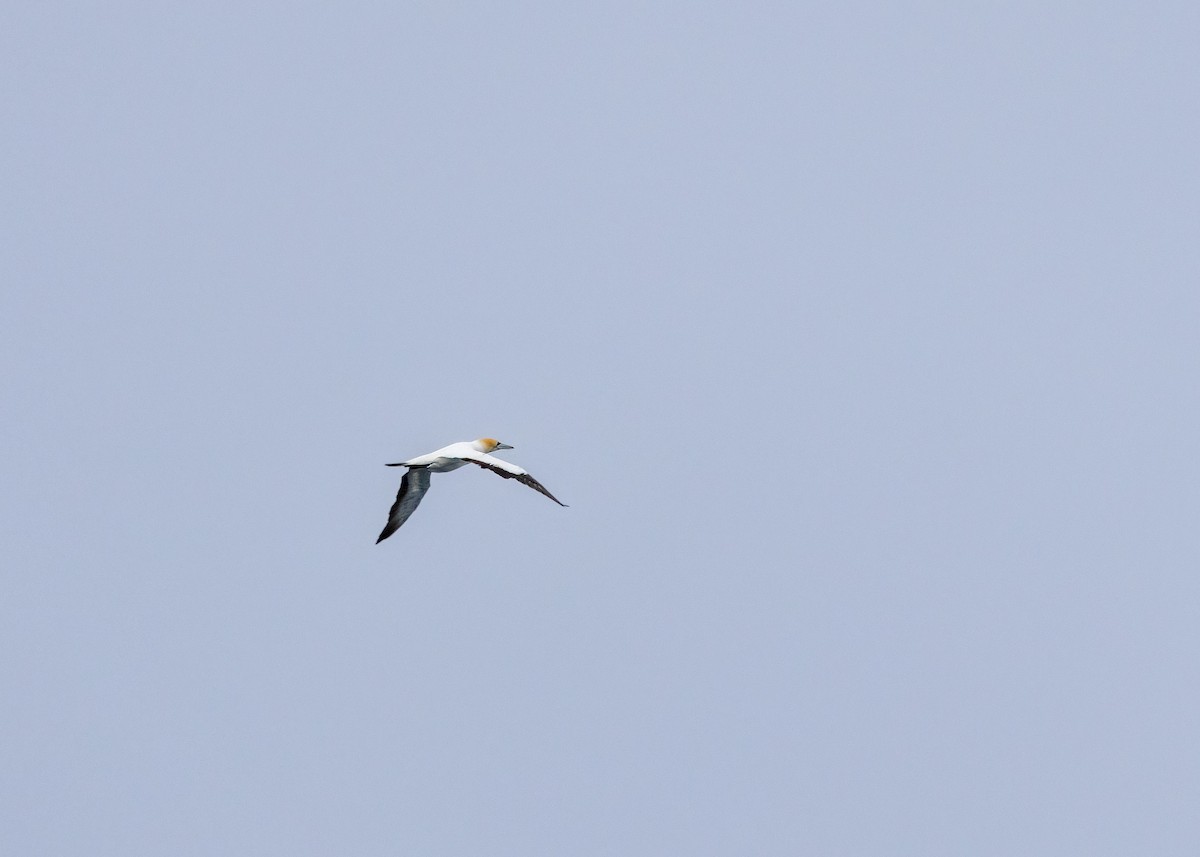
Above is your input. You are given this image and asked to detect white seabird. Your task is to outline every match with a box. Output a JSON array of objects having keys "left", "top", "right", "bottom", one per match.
[{"left": 376, "top": 437, "right": 567, "bottom": 543}]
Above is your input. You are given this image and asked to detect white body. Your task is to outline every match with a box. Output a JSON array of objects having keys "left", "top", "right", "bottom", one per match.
[{"left": 401, "top": 441, "right": 529, "bottom": 476}]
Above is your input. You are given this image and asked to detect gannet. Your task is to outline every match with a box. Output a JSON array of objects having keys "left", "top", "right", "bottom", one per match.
[{"left": 375, "top": 437, "right": 567, "bottom": 542}]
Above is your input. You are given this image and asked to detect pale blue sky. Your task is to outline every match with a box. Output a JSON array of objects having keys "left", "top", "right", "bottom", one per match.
[{"left": 3, "top": 2, "right": 1198, "bottom": 854}]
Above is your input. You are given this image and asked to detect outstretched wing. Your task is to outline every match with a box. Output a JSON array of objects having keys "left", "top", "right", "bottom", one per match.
[
  {"left": 376, "top": 467, "right": 432, "bottom": 543},
  {"left": 464, "top": 457, "right": 568, "bottom": 507}
]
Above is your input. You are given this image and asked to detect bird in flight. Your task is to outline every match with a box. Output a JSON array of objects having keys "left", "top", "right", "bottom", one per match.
[{"left": 376, "top": 437, "right": 567, "bottom": 542}]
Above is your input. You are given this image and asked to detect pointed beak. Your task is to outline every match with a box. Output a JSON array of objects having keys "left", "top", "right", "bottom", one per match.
[{"left": 496, "top": 443, "right": 514, "bottom": 450}]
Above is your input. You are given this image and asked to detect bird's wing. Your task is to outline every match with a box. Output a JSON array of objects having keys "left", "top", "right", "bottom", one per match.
[
  {"left": 462, "top": 453, "right": 568, "bottom": 507},
  {"left": 376, "top": 467, "right": 432, "bottom": 542}
]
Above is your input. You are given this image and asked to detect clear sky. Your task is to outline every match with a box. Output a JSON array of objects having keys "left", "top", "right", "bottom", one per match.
[{"left": 3, "top": 2, "right": 1198, "bottom": 854}]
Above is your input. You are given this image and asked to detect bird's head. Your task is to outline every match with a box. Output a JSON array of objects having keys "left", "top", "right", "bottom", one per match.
[{"left": 474, "top": 437, "right": 513, "bottom": 453}]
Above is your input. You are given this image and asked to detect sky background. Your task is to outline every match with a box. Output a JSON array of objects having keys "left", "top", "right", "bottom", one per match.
[{"left": 3, "top": 2, "right": 1198, "bottom": 854}]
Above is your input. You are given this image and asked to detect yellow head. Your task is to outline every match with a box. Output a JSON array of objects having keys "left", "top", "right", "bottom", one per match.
[{"left": 474, "top": 437, "right": 514, "bottom": 453}]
